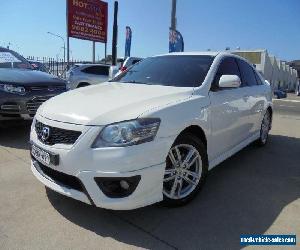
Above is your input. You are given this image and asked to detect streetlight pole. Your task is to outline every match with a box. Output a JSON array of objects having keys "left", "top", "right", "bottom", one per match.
[
  {"left": 171, "top": 0, "right": 177, "bottom": 30},
  {"left": 47, "top": 32, "right": 66, "bottom": 65},
  {"left": 112, "top": 1, "right": 118, "bottom": 66}
]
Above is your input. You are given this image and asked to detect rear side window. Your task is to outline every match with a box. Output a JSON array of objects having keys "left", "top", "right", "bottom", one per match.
[
  {"left": 213, "top": 57, "right": 241, "bottom": 88},
  {"left": 237, "top": 59, "right": 258, "bottom": 86},
  {"left": 82, "top": 66, "right": 109, "bottom": 75}
]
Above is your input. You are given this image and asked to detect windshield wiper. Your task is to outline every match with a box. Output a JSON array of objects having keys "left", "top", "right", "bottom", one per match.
[{"left": 121, "top": 80, "right": 148, "bottom": 84}]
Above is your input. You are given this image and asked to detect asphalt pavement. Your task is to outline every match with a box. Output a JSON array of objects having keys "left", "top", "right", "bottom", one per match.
[{"left": 0, "top": 94, "right": 299, "bottom": 250}]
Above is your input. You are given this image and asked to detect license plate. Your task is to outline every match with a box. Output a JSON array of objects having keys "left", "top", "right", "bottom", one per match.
[
  {"left": 31, "top": 144, "right": 55, "bottom": 165},
  {"left": 31, "top": 144, "right": 50, "bottom": 165}
]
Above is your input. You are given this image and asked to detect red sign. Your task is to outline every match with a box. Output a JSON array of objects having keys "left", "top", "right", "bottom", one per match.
[{"left": 67, "top": 0, "right": 108, "bottom": 43}]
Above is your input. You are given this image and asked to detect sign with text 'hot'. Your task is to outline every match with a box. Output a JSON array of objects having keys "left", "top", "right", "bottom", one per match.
[{"left": 68, "top": 0, "right": 108, "bottom": 43}]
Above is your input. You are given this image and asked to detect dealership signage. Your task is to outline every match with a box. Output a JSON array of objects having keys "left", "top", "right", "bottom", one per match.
[
  {"left": 67, "top": 0, "right": 108, "bottom": 43},
  {"left": 0, "top": 52, "right": 21, "bottom": 63},
  {"left": 124, "top": 26, "right": 132, "bottom": 58},
  {"left": 169, "top": 28, "right": 184, "bottom": 53}
]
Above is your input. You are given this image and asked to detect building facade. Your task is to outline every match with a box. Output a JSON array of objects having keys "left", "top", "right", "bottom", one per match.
[{"left": 232, "top": 49, "right": 298, "bottom": 92}]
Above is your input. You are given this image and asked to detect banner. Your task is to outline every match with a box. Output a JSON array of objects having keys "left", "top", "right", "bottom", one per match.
[
  {"left": 67, "top": 0, "right": 108, "bottom": 43},
  {"left": 125, "top": 26, "right": 132, "bottom": 58},
  {"left": 169, "top": 28, "right": 184, "bottom": 53}
]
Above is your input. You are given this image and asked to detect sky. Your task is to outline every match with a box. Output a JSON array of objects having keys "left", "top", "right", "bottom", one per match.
[{"left": 0, "top": 0, "right": 299, "bottom": 61}]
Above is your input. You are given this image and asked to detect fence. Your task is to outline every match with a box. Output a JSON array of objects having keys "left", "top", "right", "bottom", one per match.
[{"left": 26, "top": 56, "right": 92, "bottom": 78}]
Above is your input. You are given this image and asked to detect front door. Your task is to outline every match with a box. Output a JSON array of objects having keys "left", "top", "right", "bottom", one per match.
[{"left": 209, "top": 57, "right": 251, "bottom": 160}]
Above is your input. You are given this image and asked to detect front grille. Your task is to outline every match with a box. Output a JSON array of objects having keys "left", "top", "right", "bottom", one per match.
[
  {"left": 0, "top": 102, "right": 20, "bottom": 112},
  {"left": 35, "top": 120, "right": 81, "bottom": 146},
  {"left": 26, "top": 96, "right": 52, "bottom": 114},
  {"left": 28, "top": 85, "right": 66, "bottom": 92},
  {"left": 33, "top": 157, "right": 83, "bottom": 191}
]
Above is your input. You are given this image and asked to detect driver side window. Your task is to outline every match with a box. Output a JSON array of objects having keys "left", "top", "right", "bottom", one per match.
[{"left": 212, "top": 57, "right": 242, "bottom": 90}]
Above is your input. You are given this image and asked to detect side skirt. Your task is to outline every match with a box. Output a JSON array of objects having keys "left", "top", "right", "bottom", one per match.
[{"left": 208, "top": 132, "right": 260, "bottom": 170}]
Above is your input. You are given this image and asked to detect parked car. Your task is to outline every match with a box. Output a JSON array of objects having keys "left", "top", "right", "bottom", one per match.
[
  {"left": 0, "top": 47, "right": 66, "bottom": 121},
  {"left": 274, "top": 89, "right": 287, "bottom": 99},
  {"left": 30, "top": 52, "right": 272, "bottom": 210},
  {"left": 115, "top": 57, "right": 143, "bottom": 77},
  {"left": 66, "top": 63, "right": 111, "bottom": 90},
  {"left": 28, "top": 60, "right": 50, "bottom": 73}
]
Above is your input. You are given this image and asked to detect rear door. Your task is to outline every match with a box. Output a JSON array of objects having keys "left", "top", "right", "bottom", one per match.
[
  {"left": 236, "top": 59, "right": 265, "bottom": 135},
  {"left": 209, "top": 57, "right": 251, "bottom": 160}
]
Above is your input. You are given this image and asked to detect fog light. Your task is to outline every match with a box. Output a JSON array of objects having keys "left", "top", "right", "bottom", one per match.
[
  {"left": 94, "top": 175, "right": 141, "bottom": 198},
  {"left": 120, "top": 180, "right": 130, "bottom": 190}
]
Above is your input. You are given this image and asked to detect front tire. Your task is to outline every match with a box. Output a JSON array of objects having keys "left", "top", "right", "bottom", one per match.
[
  {"left": 256, "top": 110, "right": 271, "bottom": 146},
  {"left": 162, "top": 133, "right": 208, "bottom": 207}
]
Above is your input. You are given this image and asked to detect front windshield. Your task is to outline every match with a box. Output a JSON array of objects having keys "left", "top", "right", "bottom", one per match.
[
  {"left": 112, "top": 55, "right": 214, "bottom": 87},
  {"left": 0, "top": 50, "right": 32, "bottom": 69}
]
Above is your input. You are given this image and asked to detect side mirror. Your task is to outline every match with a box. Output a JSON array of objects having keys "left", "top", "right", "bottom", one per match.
[{"left": 219, "top": 75, "right": 241, "bottom": 88}]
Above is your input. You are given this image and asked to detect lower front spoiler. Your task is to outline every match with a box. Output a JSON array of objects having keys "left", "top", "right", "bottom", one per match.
[
  {"left": 31, "top": 160, "right": 165, "bottom": 210},
  {"left": 31, "top": 161, "right": 92, "bottom": 205}
]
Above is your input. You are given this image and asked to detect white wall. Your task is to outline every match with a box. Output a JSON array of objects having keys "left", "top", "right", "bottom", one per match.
[
  {"left": 269, "top": 55, "right": 280, "bottom": 89},
  {"left": 231, "top": 50, "right": 297, "bottom": 91}
]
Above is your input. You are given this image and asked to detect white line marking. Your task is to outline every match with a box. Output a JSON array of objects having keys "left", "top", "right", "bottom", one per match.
[
  {"left": 279, "top": 105, "right": 296, "bottom": 108},
  {"left": 273, "top": 99, "right": 300, "bottom": 103}
]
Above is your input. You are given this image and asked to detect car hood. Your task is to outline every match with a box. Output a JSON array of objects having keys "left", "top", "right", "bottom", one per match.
[
  {"left": 38, "top": 82, "right": 193, "bottom": 125},
  {"left": 0, "top": 69, "right": 65, "bottom": 85}
]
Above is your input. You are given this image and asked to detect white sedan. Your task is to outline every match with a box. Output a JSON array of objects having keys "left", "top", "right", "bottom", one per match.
[{"left": 30, "top": 52, "right": 273, "bottom": 210}]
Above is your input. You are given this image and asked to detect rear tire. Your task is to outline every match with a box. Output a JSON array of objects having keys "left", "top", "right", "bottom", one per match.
[{"left": 162, "top": 133, "right": 208, "bottom": 207}]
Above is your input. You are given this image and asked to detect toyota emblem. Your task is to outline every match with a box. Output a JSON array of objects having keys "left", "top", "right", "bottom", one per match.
[{"left": 41, "top": 126, "right": 50, "bottom": 141}]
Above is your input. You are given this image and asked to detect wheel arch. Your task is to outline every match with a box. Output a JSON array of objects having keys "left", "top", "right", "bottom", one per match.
[
  {"left": 177, "top": 125, "right": 207, "bottom": 150},
  {"left": 77, "top": 82, "right": 91, "bottom": 88}
]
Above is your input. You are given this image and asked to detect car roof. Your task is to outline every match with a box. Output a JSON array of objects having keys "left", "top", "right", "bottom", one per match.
[
  {"left": 74, "top": 63, "right": 110, "bottom": 67},
  {"left": 155, "top": 51, "right": 221, "bottom": 57},
  {"left": 152, "top": 51, "right": 256, "bottom": 69},
  {"left": 154, "top": 51, "right": 256, "bottom": 59}
]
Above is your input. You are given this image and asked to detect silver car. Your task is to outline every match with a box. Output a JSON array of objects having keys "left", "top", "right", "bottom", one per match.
[{"left": 66, "top": 64, "right": 111, "bottom": 90}]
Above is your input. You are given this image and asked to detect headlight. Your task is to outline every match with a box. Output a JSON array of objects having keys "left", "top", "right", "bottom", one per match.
[
  {"left": 0, "top": 84, "right": 26, "bottom": 95},
  {"left": 92, "top": 118, "right": 161, "bottom": 148},
  {"left": 31, "top": 116, "right": 36, "bottom": 131},
  {"left": 66, "top": 81, "right": 71, "bottom": 90}
]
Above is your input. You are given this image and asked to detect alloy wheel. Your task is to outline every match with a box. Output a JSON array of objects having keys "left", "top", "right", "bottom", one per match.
[{"left": 163, "top": 144, "right": 202, "bottom": 200}]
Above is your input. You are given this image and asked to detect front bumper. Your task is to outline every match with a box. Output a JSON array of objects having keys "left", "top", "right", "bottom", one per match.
[
  {"left": 31, "top": 159, "right": 166, "bottom": 210},
  {"left": 0, "top": 91, "right": 64, "bottom": 120},
  {"left": 30, "top": 115, "right": 174, "bottom": 210}
]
